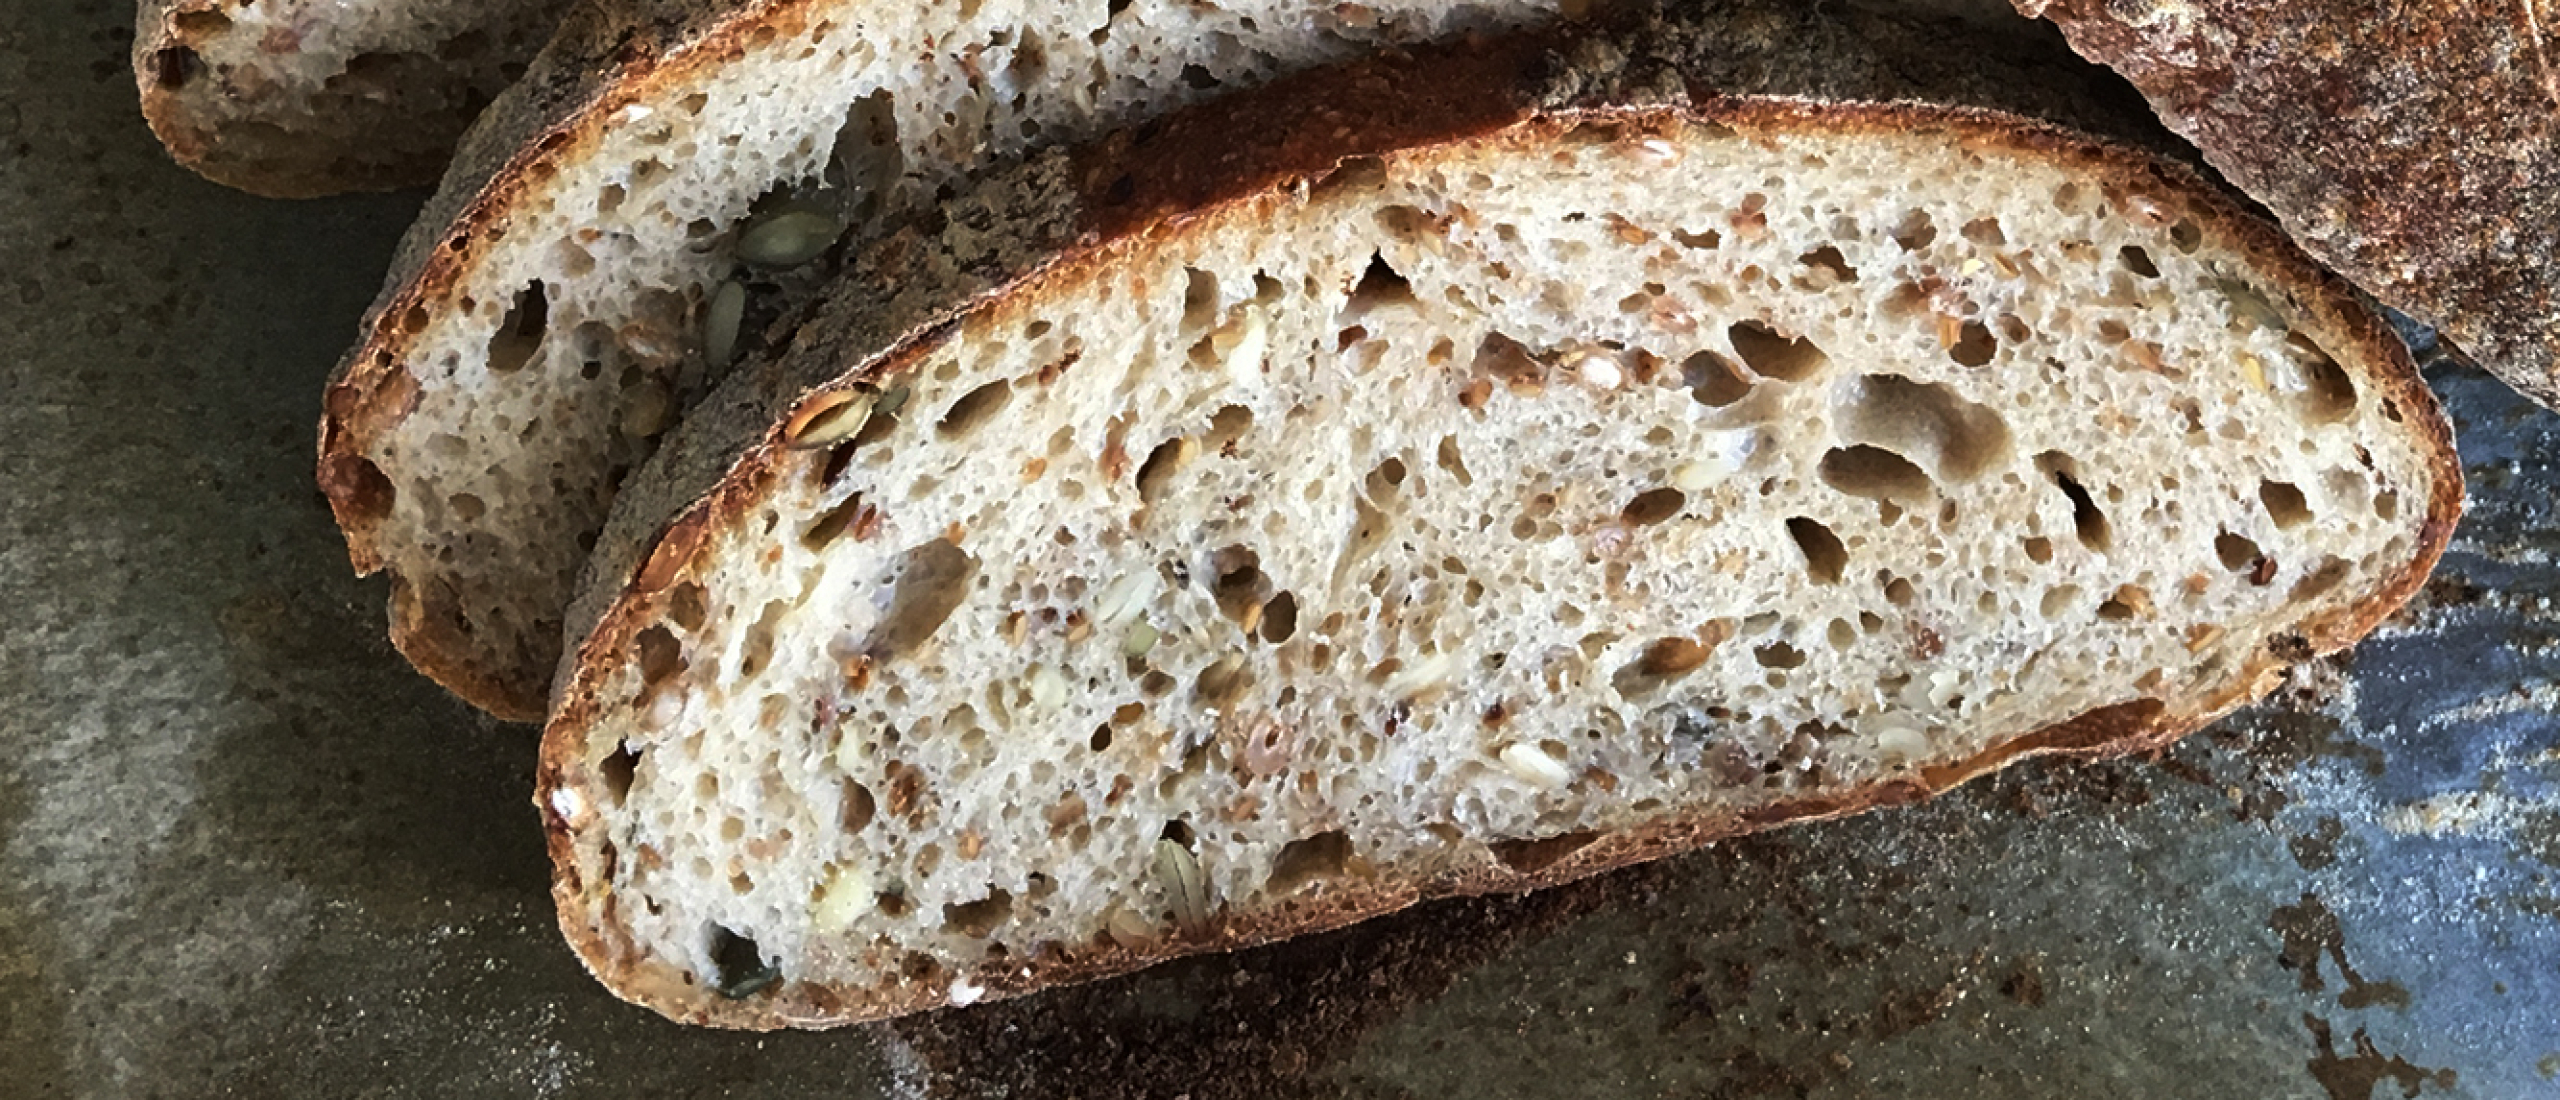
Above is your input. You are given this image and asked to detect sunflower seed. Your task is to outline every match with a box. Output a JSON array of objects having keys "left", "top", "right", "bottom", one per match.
[
  {"left": 1496, "top": 741, "right": 1573, "bottom": 788},
  {"left": 1154, "top": 838, "right": 1212, "bottom": 937}
]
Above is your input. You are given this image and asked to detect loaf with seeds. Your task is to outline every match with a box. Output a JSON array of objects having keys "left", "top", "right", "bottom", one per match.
[
  {"left": 533, "top": 5, "right": 2459, "bottom": 1027},
  {"left": 316, "top": 0, "right": 1581, "bottom": 720}
]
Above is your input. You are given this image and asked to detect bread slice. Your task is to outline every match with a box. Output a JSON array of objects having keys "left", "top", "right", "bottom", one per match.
[
  {"left": 2014, "top": 0, "right": 2560, "bottom": 407},
  {"left": 532, "top": 9, "right": 2460, "bottom": 1028},
  {"left": 134, "top": 0, "right": 571, "bottom": 197},
  {"left": 315, "top": 0, "right": 1580, "bottom": 721}
]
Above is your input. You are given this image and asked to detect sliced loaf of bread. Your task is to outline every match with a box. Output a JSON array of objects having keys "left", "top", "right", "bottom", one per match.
[
  {"left": 135, "top": 0, "right": 572, "bottom": 197},
  {"left": 317, "top": 0, "right": 1578, "bottom": 720},
  {"left": 534, "top": 7, "right": 2460, "bottom": 1027}
]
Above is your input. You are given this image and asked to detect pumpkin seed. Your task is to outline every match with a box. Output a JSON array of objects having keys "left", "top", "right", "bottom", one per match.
[
  {"left": 704, "top": 279, "right": 746, "bottom": 367},
  {"left": 785, "top": 389, "right": 877, "bottom": 449},
  {"left": 738, "top": 209, "right": 845, "bottom": 267}
]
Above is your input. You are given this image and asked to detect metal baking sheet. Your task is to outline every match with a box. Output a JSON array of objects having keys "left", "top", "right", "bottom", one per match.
[{"left": 2, "top": 1, "right": 2553, "bottom": 1095}]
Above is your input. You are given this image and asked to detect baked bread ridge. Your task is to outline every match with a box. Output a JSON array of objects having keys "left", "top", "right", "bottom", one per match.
[
  {"left": 535, "top": 45, "right": 2458, "bottom": 1029},
  {"left": 315, "top": 0, "right": 1581, "bottom": 722},
  {"left": 133, "top": 0, "right": 574, "bottom": 197},
  {"left": 2013, "top": 0, "right": 2560, "bottom": 406}
]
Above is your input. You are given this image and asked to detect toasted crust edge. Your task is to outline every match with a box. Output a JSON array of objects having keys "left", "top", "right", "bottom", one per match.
[{"left": 532, "top": 87, "right": 2461, "bottom": 1028}]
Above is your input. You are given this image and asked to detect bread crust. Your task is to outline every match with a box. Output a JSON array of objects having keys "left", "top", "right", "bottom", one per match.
[
  {"left": 534, "top": 5, "right": 2461, "bottom": 1029},
  {"left": 2017, "top": 0, "right": 2560, "bottom": 406},
  {"left": 131, "top": 0, "right": 576, "bottom": 198}
]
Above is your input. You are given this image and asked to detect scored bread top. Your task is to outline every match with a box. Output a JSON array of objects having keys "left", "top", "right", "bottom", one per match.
[{"left": 535, "top": 6, "right": 2459, "bottom": 1029}]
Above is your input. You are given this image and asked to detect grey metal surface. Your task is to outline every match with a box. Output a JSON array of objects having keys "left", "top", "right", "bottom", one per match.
[{"left": 1, "top": 1, "right": 2554, "bottom": 1097}]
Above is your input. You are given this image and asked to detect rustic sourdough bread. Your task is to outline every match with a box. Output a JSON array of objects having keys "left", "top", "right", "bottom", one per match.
[
  {"left": 2015, "top": 0, "right": 2560, "bottom": 407},
  {"left": 317, "top": 0, "right": 1578, "bottom": 721},
  {"left": 135, "top": 0, "right": 571, "bottom": 197},
  {"left": 533, "top": 5, "right": 2460, "bottom": 1028}
]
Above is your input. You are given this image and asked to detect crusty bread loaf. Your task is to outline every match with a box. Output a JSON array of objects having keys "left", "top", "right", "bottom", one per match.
[
  {"left": 134, "top": 0, "right": 571, "bottom": 197},
  {"left": 316, "top": 0, "right": 1580, "bottom": 721},
  {"left": 533, "top": 8, "right": 2460, "bottom": 1029},
  {"left": 2014, "top": 0, "right": 2560, "bottom": 408}
]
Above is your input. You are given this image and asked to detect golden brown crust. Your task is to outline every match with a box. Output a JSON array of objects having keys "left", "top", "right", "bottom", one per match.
[{"left": 535, "top": 73, "right": 2460, "bottom": 1025}]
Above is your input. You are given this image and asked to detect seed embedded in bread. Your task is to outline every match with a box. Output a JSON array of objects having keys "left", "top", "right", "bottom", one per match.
[
  {"left": 317, "top": 0, "right": 1580, "bottom": 719},
  {"left": 539, "top": 100, "right": 2457, "bottom": 1029}
]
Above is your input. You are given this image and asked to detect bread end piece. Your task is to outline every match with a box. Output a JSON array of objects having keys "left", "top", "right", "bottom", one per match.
[
  {"left": 2018, "top": 0, "right": 2560, "bottom": 406},
  {"left": 133, "top": 0, "right": 571, "bottom": 198}
]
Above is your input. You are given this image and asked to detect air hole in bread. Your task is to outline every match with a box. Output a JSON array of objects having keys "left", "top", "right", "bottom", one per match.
[
  {"left": 938, "top": 378, "right": 1013, "bottom": 439},
  {"left": 1343, "top": 251, "right": 1418, "bottom": 322},
  {"left": 941, "top": 889, "right": 1013, "bottom": 937},
  {"left": 2119, "top": 245, "right": 2159, "bottom": 278},
  {"left": 2374, "top": 490, "right": 2401, "bottom": 522},
  {"left": 1948, "top": 321, "right": 1997, "bottom": 367},
  {"left": 1181, "top": 267, "right": 1220, "bottom": 332},
  {"left": 600, "top": 742, "right": 640, "bottom": 805},
  {"left": 1205, "top": 405, "right": 1254, "bottom": 455},
  {"left": 1260, "top": 591, "right": 1300, "bottom": 644},
  {"left": 1819, "top": 445, "right": 1934, "bottom": 505},
  {"left": 487, "top": 281, "right": 549, "bottom": 375},
  {"left": 1210, "top": 546, "right": 1272, "bottom": 626},
  {"left": 1728, "top": 321, "right": 1824, "bottom": 381},
  {"left": 1490, "top": 830, "right": 1599, "bottom": 874},
  {"left": 636, "top": 626, "right": 683, "bottom": 686},
  {"left": 870, "top": 539, "right": 978, "bottom": 658},
  {"left": 2037, "top": 453, "right": 2112, "bottom": 552},
  {"left": 1681, "top": 349, "right": 1751, "bottom": 407},
  {"left": 707, "top": 926, "right": 778, "bottom": 999},
  {"left": 1890, "top": 210, "right": 1936, "bottom": 250},
  {"left": 1834, "top": 374, "right": 2011, "bottom": 481},
  {"left": 2096, "top": 584, "right": 2152, "bottom": 621},
  {"left": 1796, "top": 246, "right": 1856, "bottom": 287},
  {"left": 841, "top": 781, "right": 876, "bottom": 833},
  {"left": 2215, "top": 531, "right": 2264, "bottom": 574},
  {"left": 2260, "top": 481, "right": 2312, "bottom": 528},
  {"left": 802, "top": 493, "right": 877, "bottom": 550},
  {"left": 821, "top": 88, "right": 902, "bottom": 221},
  {"left": 1787, "top": 517, "right": 1847, "bottom": 583},
  {"left": 1622, "top": 488, "right": 1686, "bottom": 526},
  {"left": 738, "top": 601, "right": 785, "bottom": 679},
  {"left": 1754, "top": 641, "right": 1806, "bottom": 669},
  {"left": 1961, "top": 217, "right": 2005, "bottom": 247},
  {"left": 1474, "top": 332, "right": 1545, "bottom": 391},
  {"left": 1266, "top": 831, "right": 1354, "bottom": 894},
  {"left": 1672, "top": 227, "right": 1720, "bottom": 250},
  {"left": 1134, "top": 437, "right": 1191, "bottom": 505},
  {"left": 2023, "top": 536, "right": 2054, "bottom": 564}
]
